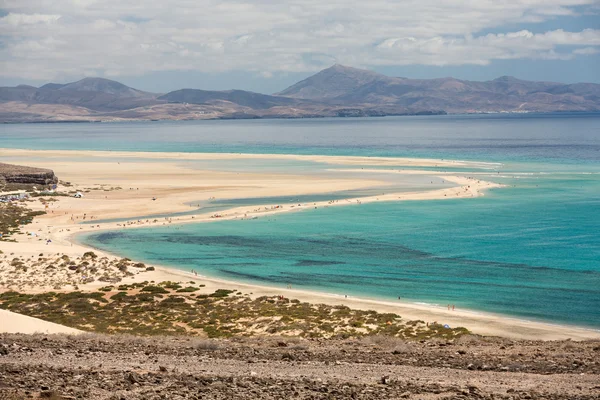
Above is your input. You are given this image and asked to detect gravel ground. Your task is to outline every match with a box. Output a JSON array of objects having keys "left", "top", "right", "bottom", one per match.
[{"left": 1, "top": 333, "right": 599, "bottom": 399}]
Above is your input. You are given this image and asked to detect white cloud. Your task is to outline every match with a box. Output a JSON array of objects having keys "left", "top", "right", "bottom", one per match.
[
  {"left": 375, "top": 29, "right": 600, "bottom": 65},
  {"left": 0, "top": 0, "right": 599, "bottom": 81},
  {"left": 0, "top": 13, "right": 60, "bottom": 26},
  {"left": 573, "top": 47, "right": 600, "bottom": 54}
]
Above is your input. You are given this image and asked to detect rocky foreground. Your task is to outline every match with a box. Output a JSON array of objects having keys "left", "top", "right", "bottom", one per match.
[{"left": 1, "top": 333, "right": 599, "bottom": 399}]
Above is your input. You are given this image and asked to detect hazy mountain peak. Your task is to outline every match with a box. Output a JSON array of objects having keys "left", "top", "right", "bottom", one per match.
[
  {"left": 39, "top": 83, "right": 66, "bottom": 90},
  {"left": 57, "top": 77, "right": 151, "bottom": 98},
  {"left": 492, "top": 75, "right": 522, "bottom": 82},
  {"left": 327, "top": 63, "right": 372, "bottom": 73},
  {"left": 276, "top": 64, "right": 390, "bottom": 100}
]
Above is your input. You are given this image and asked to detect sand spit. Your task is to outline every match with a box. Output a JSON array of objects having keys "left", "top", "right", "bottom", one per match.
[
  {"left": 0, "top": 148, "right": 502, "bottom": 169},
  {"left": 1, "top": 148, "right": 598, "bottom": 340}
]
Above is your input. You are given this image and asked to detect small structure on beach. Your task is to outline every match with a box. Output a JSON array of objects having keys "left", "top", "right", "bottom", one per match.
[{"left": 0, "top": 190, "right": 29, "bottom": 202}]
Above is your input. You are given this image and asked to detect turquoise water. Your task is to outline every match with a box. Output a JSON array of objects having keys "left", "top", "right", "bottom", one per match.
[
  {"left": 3, "top": 114, "right": 600, "bottom": 328},
  {"left": 80, "top": 170, "right": 600, "bottom": 328}
]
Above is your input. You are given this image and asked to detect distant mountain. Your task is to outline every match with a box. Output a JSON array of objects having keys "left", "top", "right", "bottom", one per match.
[
  {"left": 39, "top": 83, "right": 66, "bottom": 90},
  {"left": 0, "top": 78, "right": 157, "bottom": 113},
  {"left": 57, "top": 77, "right": 153, "bottom": 98},
  {"left": 276, "top": 64, "right": 393, "bottom": 100},
  {"left": 159, "top": 89, "right": 299, "bottom": 109},
  {"left": 1, "top": 66, "right": 599, "bottom": 122},
  {"left": 276, "top": 65, "right": 600, "bottom": 113}
]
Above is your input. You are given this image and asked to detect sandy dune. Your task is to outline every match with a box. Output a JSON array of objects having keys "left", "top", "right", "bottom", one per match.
[{"left": 0, "top": 309, "right": 81, "bottom": 334}]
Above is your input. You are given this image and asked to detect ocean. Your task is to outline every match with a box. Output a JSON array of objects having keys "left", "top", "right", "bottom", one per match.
[{"left": 2, "top": 113, "right": 600, "bottom": 328}]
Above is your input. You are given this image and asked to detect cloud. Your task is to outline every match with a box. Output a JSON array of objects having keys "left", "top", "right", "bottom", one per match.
[
  {"left": 573, "top": 46, "right": 600, "bottom": 54},
  {"left": 0, "top": 0, "right": 599, "bottom": 81},
  {"left": 0, "top": 13, "right": 60, "bottom": 26},
  {"left": 375, "top": 29, "right": 600, "bottom": 65}
]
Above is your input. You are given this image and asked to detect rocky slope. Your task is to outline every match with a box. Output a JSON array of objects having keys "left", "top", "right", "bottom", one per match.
[{"left": 1, "top": 333, "right": 599, "bottom": 399}]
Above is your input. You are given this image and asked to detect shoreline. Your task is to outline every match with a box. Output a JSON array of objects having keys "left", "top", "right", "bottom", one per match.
[
  {"left": 2, "top": 111, "right": 598, "bottom": 125},
  {"left": 73, "top": 234, "right": 600, "bottom": 341},
  {"left": 2, "top": 148, "right": 599, "bottom": 340},
  {"left": 0, "top": 147, "right": 503, "bottom": 168}
]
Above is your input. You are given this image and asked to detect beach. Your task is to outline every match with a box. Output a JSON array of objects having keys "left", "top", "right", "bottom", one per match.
[
  {"left": 0, "top": 309, "right": 81, "bottom": 335},
  {"left": 1, "top": 147, "right": 599, "bottom": 340}
]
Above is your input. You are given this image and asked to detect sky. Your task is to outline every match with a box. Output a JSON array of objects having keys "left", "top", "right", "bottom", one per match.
[{"left": 0, "top": 0, "right": 599, "bottom": 94}]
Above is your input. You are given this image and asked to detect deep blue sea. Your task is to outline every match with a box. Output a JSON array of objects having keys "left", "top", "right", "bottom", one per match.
[{"left": 2, "top": 113, "right": 599, "bottom": 328}]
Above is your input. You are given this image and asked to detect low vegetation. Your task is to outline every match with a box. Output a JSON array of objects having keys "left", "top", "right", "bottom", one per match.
[
  {"left": 0, "top": 202, "right": 45, "bottom": 241},
  {"left": 0, "top": 252, "right": 153, "bottom": 291},
  {"left": 0, "top": 281, "right": 468, "bottom": 340}
]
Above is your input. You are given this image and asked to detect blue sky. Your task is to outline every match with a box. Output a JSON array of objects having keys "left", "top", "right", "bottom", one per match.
[{"left": 1, "top": 1, "right": 599, "bottom": 93}]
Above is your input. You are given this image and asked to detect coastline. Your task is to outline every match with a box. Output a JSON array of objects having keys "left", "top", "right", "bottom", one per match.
[
  {"left": 0, "top": 147, "right": 502, "bottom": 168},
  {"left": 1, "top": 148, "right": 599, "bottom": 340},
  {"left": 69, "top": 233, "right": 600, "bottom": 341},
  {"left": 2, "top": 111, "right": 598, "bottom": 125}
]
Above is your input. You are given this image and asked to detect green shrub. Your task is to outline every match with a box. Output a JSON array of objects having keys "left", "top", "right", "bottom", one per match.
[
  {"left": 141, "top": 285, "right": 169, "bottom": 294},
  {"left": 83, "top": 251, "right": 98, "bottom": 259},
  {"left": 209, "top": 289, "right": 234, "bottom": 298},
  {"left": 162, "top": 281, "right": 182, "bottom": 290},
  {"left": 176, "top": 286, "right": 199, "bottom": 293}
]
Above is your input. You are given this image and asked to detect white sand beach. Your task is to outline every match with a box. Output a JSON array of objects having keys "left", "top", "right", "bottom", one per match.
[{"left": 1, "top": 148, "right": 599, "bottom": 341}]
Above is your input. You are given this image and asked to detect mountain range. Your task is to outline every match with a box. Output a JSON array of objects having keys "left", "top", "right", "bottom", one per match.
[{"left": 1, "top": 64, "right": 599, "bottom": 122}]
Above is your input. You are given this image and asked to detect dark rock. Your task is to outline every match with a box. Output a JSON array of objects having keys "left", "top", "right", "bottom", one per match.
[
  {"left": 127, "top": 372, "right": 141, "bottom": 384},
  {"left": 0, "top": 163, "right": 58, "bottom": 185}
]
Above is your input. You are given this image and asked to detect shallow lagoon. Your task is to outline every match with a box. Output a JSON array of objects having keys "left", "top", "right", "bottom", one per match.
[{"left": 4, "top": 113, "right": 600, "bottom": 328}]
